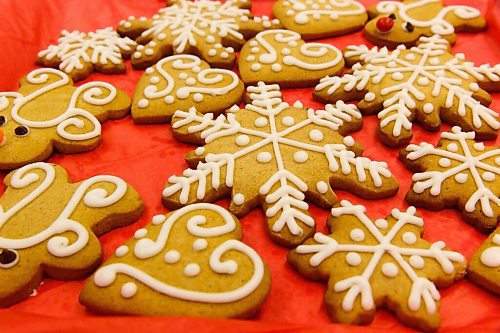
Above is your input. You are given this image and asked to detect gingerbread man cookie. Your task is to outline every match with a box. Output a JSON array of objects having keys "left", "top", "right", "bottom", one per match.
[
  {"left": 0, "top": 162, "right": 144, "bottom": 307},
  {"left": 80, "top": 203, "right": 270, "bottom": 318},
  {"left": 467, "top": 228, "right": 500, "bottom": 295},
  {"left": 0, "top": 68, "right": 131, "bottom": 170},
  {"left": 288, "top": 200, "right": 466, "bottom": 332}
]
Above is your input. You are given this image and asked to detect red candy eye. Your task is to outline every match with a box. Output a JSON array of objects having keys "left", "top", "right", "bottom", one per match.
[{"left": 376, "top": 17, "right": 394, "bottom": 33}]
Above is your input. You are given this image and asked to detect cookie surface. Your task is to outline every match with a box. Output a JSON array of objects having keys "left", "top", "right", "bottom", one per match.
[
  {"left": 132, "top": 55, "right": 244, "bottom": 124},
  {"left": 364, "top": 0, "right": 486, "bottom": 48},
  {"left": 238, "top": 29, "right": 344, "bottom": 88},
  {"left": 0, "top": 162, "right": 144, "bottom": 307},
  {"left": 163, "top": 82, "right": 398, "bottom": 247},
  {"left": 0, "top": 68, "right": 131, "bottom": 170},
  {"left": 314, "top": 35, "right": 500, "bottom": 147},
  {"left": 288, "top": 200, "right": 466, "bottom": 332},
  {"left": 400, "top": 126, "right": 500, "bottom": 233},
  {"left": 273, "top": 0, "right": 367, "bottom": 39},
  {"left": 118, "top": 0, "right": 281, "bottom": 69},
  {"left": 467, "top": 228, "right": 500, "bottom": 295},
  {"left": 37, "top": 27, "right": 136, "bottom": 81},
  {"left": 79, "top": 203, "right": 270, "bottom": 318}
]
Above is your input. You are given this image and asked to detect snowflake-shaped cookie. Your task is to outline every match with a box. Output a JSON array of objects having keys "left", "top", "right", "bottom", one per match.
[
  {"left": 400, "top": 126, "right": 500, "bottom": 233},
  {"left": 132, "top": 55, "right": 244, "bottom": 124},
  {"left": 364, "top": 0, "right": 485, "bottom": 48},
  {"left": 314, "top": 35, "right": 500, "bottom": 147},
  {"left": 80, "top": 203, "right": 270, "bottom": 317},
  {"left": 117, "top": 0, "right": 281, "bottom": 70},
  {"left": 288, "top": 200, "right": 466, "bottom": 332},
  {"left": 162, "top": 82, "right": 399, "bottom": 247},
  {"left": 273, "top": 0, "right": 367, "bottom": 39},
  {"left": 37, "top": 27, "right": 136, "bottom": 81},
  {"left": 467, "top": 228, "right": 500, "bottom": 295},
  {"left": 0, "top": 68, "right": 131, "bottom": 170},
  {"left": 0, "top": 162, "right": 143, "bottom": 307}
]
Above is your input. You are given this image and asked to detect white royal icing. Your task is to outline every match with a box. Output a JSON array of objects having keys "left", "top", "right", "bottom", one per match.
[
  {"left": 281, "top": 0, "right": 365, "bottom": 25},
  {"left": 479, "top": 233, "right": 500, "bottom": 268}
]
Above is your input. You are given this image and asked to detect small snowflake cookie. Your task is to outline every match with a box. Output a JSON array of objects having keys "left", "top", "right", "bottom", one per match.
[
  {"left": 364, "top": 0, "right": 486, "bottom": 48},
  {"left": 37, "top": 27, "right": 136, "bottom": 81},
  {"left": 272, "top": 0, "right": 367, "bottom": 39},
  {"left": 0, "top": 68, "right": 131, "bottom": 170},
  {"left": 0, "top": 162, "right": 144, "bottom": 307},
  {"left": 117, "top": 0, "right": 281, "bottom": 70},
  {"left": 288, "top": 200, "right": 466, "bottom": 332},
  {"left": 400, "top": 126, "right": 500, "bottom": 233},
  {"left": 79, "top": 203, "right": 270, "bottom": 317},
  {"left": 132, "top": 55, "right": 244, "bottom": 124},
  {"left": 467, "top": 228, "right": 500, "bottom": 295},
  {"left": 162, "top": 82, "right": 399, "bottom": 247},
  {"left": 314, "top": 35, "right": 500, "bottom": 147},
  {"left": 238, "top": 29, "right": 344, "bottom": 88}
]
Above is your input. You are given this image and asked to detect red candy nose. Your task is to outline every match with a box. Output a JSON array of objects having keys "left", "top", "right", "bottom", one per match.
[
  {"left": 376, "top": 17, "right": 394, "bottom": 33},
  {"left": 0, "top": 128, "right": 4, "bottom": 146}
]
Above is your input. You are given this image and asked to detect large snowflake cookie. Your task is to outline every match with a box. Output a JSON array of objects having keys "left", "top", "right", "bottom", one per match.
[
  {"left": 364, "top": 0, "right": 486, "bottom": 48},
  {"left": 238, "top": 29, "right": 344, "bottom": 88},
  {"left": 0, "top": 162, "right": 144, "bottom": 307},
  {"left": 132, "top": 55, "right": 244, "bottom": 124},
  {"left": 80, "top": 203, "right": 270, "bottom": 317},
  {"left": 314, "top": 35, "right": 500, "bottom": 147},
  {"left": 117, "top": 0, "right": 281, "bottom": 70},
  {"left": 467, "top": 228, "right": 500, "bottom": 295},
  {"left": 37, "top": 27, "right": 136, "bottom": 81},
  {"left": 288, "top": 200, "right": 466, "bottom": 332},
  {"left": 272, "top": 0, "right": 367, "bottom": 39},
  {"left": 162, "top": 82, "right": 399, "bottom": 247},
  {"left": 400, "top": 126, "right": 500, "bottom": 233},
  {"left": 0, "top": 68, "right": 131, "bottom": 170}
]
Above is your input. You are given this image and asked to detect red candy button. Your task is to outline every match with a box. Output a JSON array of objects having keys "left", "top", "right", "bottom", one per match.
[
  {"left": 376, "top": 17, "right": 394, "bottom": 34},
  {"left": 0, "top": 128, "right": 4, "bottom": 146}
]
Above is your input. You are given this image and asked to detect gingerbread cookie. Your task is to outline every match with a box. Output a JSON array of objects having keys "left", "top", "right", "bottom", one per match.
[
  {"left": 272, "top": 0, "right": 367, "bottom": 39},
  {"left": 364, "top": 0, "right": 486, "bottom": 48},
  {"left": 117, "top": 0, "right": 281, "bottom": 70},
  {"left": 132, "top": 55, "right": 244, "bottom": 124},
  {"left": 80, "top": 203, "right": 270, "bottom": 318},
  {"left": 238, "top": 29, "right": 344, "bottom": 88},
  {"left": 0, "top": 162, "right": 144, "bottom": 307},
  {"left": 400, "top": 126, "right": 499, "bottom": 233},
  {"left": 288, "top": 200, "right": 466, "bottom": 332},
  {"left": 314, "top": 35, "right": 500, "bottom": 147},
  {"left": 37, "top": 27, "right": 136, "bottom": 81},
  {"left": 467, "top": 228, "right": 500, "bottom": 295},
  {"left": 0, "top": 68, "right": 131, "bottom": 170},
  {"left": 162, "top": 82, "right": 398, "bottom": 247}
]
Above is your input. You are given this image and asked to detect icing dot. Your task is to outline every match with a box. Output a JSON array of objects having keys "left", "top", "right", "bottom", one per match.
[
  {"left": 193, "top": 239, "right": 208, "bottom": 251},
  {"left": 343, "top": 136, "right": 355, "bottom": 147},
  {"left": 251, "top": 63, "right": 262, "bottom": 71},
  {"left": 178, "top": 73, "right": 188, "bottom": 80},
  {"left": 388, "top": 61, "right": 396, "bottom": 68},
  {"left": 251, "top": 47, "right": 260, "bottom": 53},
  {"left": 235, "top": 134, "right": 250, "bottom": 146},
  {"left": 157, "top": 33, "right": 166, "bottom": 40},
  {"left": 473, "top": 142, "right": 485, "bottom": 151},
  {"left": 152, "top": 214, "right": 166, "bottom": 225},
  {"left": 409, "top": 255, "right": 425, "bottom": 269},
  {"left": 435, "top": 69, "right": 445, "bottom": 76},
  {"left": 206, "top": 36, "right": 215, "bottom": 43},
  {"left": 255, "top": 117, "right": 268, "bottom": 127},
  {"left": 392, "top": 72, "right": 404, "bottom": 81},
  {"left": 184, "top": 263, "right": 201, "bottom": 277},
  {"left": 164, "top": 95, "right": 174, "bottom": 104},
  {"left": 164, "top": 250, "right": 180, "bottom": 264},
  {"left": 350, "top": 228, "right": 365, "bottom": 242},
  {"left": 214, "top": 43, "right": 222, "bottom": 49},
  {"left": 208, "top": 49, "right": 217, "bottom": 56},
  {"left": 293, "top": 101, "right": 303, "bottom": 108},
  {"left": 375, "top": 219, "right": 388, "bottom": 229},
  {"left": 294, "top": 151, "right": 308, "bottom": 163},
  {"left": 402, "top": 232, "right": 417, "bottom": 245},
  {"left": 405, "top": 54, "right": 416, "bottom": 61},
  {"left": 192, "top": 66, "right": 201, "bottom": 73},
  {"left": 186, "top": 78, "right": 196, "bottom": 85},
  {"left": 447, "top": 143, "right": 459, "bottom": 152},
  {"left": 381, "top": 262, "right": 398, "bottom": 277},
  {"left": 282, "top": 116, "right": 294, "bottom": 126},
  {"left": 423, "top": 103, "right": 434, "bottom": 114},
  {"left": 481, "top": 246, "right": 500, "bottom": 268},
  {"left": 417, "top": 77, "right": 429, "bottom": 86},
  {"left": 438, "top": 158, "right": 451, "bottom": 168},
  {"left": 149, "top": 76, "right": 160, "bottom": 84},
  {"left": 137, "top": 99, "right": 149, "bottom": 109},
  {"left": 470, "top": 83, "right": 479, "bottom": 91},
  {"left": 316, "top": 181, "right": 328, "bottom": 194},
  {"left": 345, "top": 252, "right": 362, "bottom": 266},
  {"left": 494, "top": 234, "right": 500, "bottom": 245},
  {"left": 288, "top": 41, "right": 298, "bottom": 47},
  {"left": 249, "top": 40, "right": 258, "bottom": 47},
  {"left": 144, "top": 49, "right": 154, "bottom": 56},
  {"left": 145, "top": 67, "right": 154, "bottom": 75},
  {"left": 134, "top": 228, "right": 148, "bottom": 239},
  {"left": 226, "top": 47, "right": 234, "bottom": 54},
  {"left": 246, "top": 55, "right": 255, "bottom": 62},
  {"left": 257, "top": 152, "right": 272, "bottom": 163},
  {"left": 220, "top": 52, "right": 229, "bottom": 59},
  {"left": 121, "top": 282, "right": 137, "bottom": 298},
  {"left": 115, "top": 245, "right": 129, "bottom": 257},
  {"left": 309, "top": 129, "right": 323, "bottom": 142},
  {"left": 195, "top": 147, "right": 205, "bottom": 155},
  {"left": 482, "top": 171, "right": 495, "bottom": 182},
  {"left": 193, "top": 93, "right": 203, "bottom": 102},
  {"left": 233, "top": 193, "right": 245, "bottom": 205},
  {"left": 364, "top": 92, "right": 375, "bottom": 102},
  {"left": 281, "top": 48, "right": 291, "bottom": 55},
  {"left": 454, "top": 173, "right": 468, "bottom": 183},
  {"left": 429, "top": 57, "right": 440, "bottom": 65},
  {"left": 272, "top": 63, "right": 282, "bottom": 72}
]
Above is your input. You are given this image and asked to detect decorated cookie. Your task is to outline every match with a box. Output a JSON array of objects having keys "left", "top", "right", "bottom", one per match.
[
  {"left": 132, "top": 55, "right": 244, "bottom": 124},
  {"left": 0, "top": 162, "right": 144, "bottom": 307},
  {"left": 117, "top": 0, "right": 281, "bottom": 70},
  {"left": 288, "top": 200, "right": 466, "bottom": 332},
  {"left": 467, "top": 228, "right": 500, "bottom": 295},
  {"left": 37, "top": 27, "right": 136, "bottom": 81},
  {"left": 400, "top": 126, "right": 499, "bottom": 233},
  {"left": 314, "top": 35, "right": 500, "bottom": 147},
  {"left": 79, "top": 203, "right": 270, "bottom": 317},
  {"left": 238, "top": 29, "right": 344, "bottom": 88},
  {"left": 162, "top": 82, "right": 398, "bottom": 247},
  {"left": 364, "top": 0, "right": 486, "bottom": 48},
  {"left": 272, "top": 0, "right": 367, "bottom": 39},
  {"left": 0, "top": 68, "right": 131, "bottom": 170}
]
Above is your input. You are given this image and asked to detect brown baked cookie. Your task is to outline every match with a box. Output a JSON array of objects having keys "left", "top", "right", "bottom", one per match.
[
  {"left": 117, "top": 0, "right": 281, "bottom": 70},
  {"left": 37, "top": 27, "right": 136, "bottom": 81},
  {"left": 272, "top": 0, "right": 367, "bottom": 39},
  {"left": 314, "top": 35, "right": 500, "bottom": 147},
  {"left": 238, "top": 29, "right": 344, "bottom": 88},
  {"left": 79, "top": 203, "right": 270, "bottom": 318},
  {"left": 364, "top": 0, "right": 486, "bottom": 48},
  {"left": 162, "top": 82, "right": 399, "bottom": 247},
  {"left": 0, "top": 162, "right": 144, "bottom": 307},
  {"left": 0, "top": 68, "right": 131, "bottom": 170},
  {"left": 288, "top": 200, "right": 466, "bottom": 332},
  {"left": 132, "top": 54, "right": 244, "bottom": 124},
  {"left": 400, "top": 126, "right": 499, "bottom": 233},
  {"left": 467, "top": 228, "right": 500, "bottom": 295}
]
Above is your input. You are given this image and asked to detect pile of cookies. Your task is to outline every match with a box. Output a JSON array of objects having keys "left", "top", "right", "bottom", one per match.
[{"left": 0, "top": 0, "right": 498, "bottom": 331}]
